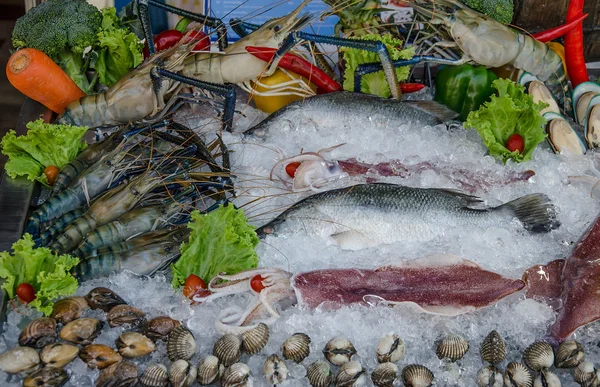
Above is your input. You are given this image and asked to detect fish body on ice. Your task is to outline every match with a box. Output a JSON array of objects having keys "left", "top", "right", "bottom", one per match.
[
  {"left": 256, "top": 183, "right": 560, "bottom": 249},
  {"left": 242, "top": 92, "right": 459, "bottom": 138}
]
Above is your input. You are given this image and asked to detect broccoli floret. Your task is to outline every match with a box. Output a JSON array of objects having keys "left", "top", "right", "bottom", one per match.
[
  {"left": 11, "top": 0, "right": 102, "bottom": 93},
  {"left": 460, "top": 0, "right": 514, "bottom": 24}
]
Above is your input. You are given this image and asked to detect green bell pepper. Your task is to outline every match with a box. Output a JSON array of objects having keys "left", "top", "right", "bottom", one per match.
[{"left": 434, "top": 64, "right": 498, "bottom": 121}]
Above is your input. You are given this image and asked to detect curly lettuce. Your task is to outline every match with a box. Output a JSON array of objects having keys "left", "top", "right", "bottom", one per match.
[
  {"left": 342, "top": 33, "right": 414, "bottom": 98},
  {"left": 0, "top": 234, "right": 79, "bottom": 315},
  {"left": 171, "top": 205, "right": 260, "bottom": 287},
  {"left": 464, "top": 79, "right": 548, "bottom": 163}
]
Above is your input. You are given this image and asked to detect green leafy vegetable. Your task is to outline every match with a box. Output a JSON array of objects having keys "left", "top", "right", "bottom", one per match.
[
  {"left": 0, "top": 234, "right": 79, "bottom": 315},
  {"left": 171, "top": 205, "right": 259, "bottom": 287},
  {"left": 464, "top": 79, "right": 548, "bottom": 163},
  {"left": 1, "top": 119, "right": 88, "bottom": 183},
  {"left": 342, "top": 33, "right": 414, "bottom": 98}
]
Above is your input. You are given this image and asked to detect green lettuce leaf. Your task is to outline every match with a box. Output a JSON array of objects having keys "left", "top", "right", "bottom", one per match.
[
  {"left": 342, "top": 33, "right": 414, "bottom": 98},
  {"left": 464, "top": 78, "right": 548, "bottom": 163},
  {"left": 171, "top": 205, "right": 260, "bottom": 287},
  {"left": 1, "top": 120, "right": 88, "bottom": 181},
  {"left": 0, "top": 234, "right": 79, "bottom": 315}
]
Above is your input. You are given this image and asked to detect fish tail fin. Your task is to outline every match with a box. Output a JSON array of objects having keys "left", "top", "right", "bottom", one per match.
[{"left": 497, "top": 193, "right": 560, "bottom": 233}]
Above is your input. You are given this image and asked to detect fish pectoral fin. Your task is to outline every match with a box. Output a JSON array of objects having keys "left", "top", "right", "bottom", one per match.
[
  {"left": 330, "top": 230, "right": 378, "bottom": 250},
  {"left": 436, "top": 188, "right": 487, "bottom": 209}
]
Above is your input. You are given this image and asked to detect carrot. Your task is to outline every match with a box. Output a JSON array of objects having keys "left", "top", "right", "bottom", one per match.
[{"left": 6, "top": 48, "right": 86, "bottom": 114}]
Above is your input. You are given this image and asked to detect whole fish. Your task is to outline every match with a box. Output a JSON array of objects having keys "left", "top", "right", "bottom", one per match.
[
  {"left": 242, "top": 92, "right": 459, "bottom": 138},
  {"left": 256, "top": 183, "right": 560, "bottom": 249}
]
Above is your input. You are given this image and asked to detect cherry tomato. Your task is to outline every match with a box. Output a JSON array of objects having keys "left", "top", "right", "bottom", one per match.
[
  {"left": 43, "top": 165, "right": 60, "bottom": 186},
  {"left": 250, "top": 275, "right": 266, "bottom": 293},
  {"left": 506, "top": 133, "right": 525, "bottom": 153},
  {"left": 285, "top": 162, "right": 302, "bottom": 178},
  {"left": 16, "top": 283, "right": 36, "bottom": 303},
  {"left": 182, "top": 274, "right": 207, "bottom": 299}
]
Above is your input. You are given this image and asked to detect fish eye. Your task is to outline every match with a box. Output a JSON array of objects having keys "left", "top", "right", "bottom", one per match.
[{"left": 274, "top": 24, "right": 281, "bottom": 32}]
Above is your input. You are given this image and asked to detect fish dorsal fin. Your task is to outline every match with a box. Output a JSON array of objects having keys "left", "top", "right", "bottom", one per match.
[{"left": 404, "top": 100, "right": 460, "bottom": 123}]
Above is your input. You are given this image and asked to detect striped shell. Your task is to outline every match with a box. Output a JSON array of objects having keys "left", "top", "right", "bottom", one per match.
[
  {"left": 480, "top": 331, "right": 506, "bottom": 365},
  {"left": 50, "top": 297, "right": 88, "bottom": 325},
  {"left": 376, "top": 334, "right": 404, "bottom": 363},
  {"left": 197, "top": 355, "right": 222, "bottom": 385},
  {"left": 335, "top": 360, "right": 367, "bottom": 387},
  {"left": 307, "top": 360, "right": 333, "bottom": 387},
  {"left": 59, "top": 318, "right": 104, "bottom": 345},
  {"left": 22, "top": 366, "right": 69, "bottom": 387},
  {"left": 371, "top": 362, "right": 398, "bottom": 387},
  {"left": 401, "top": 364, "right": 434, "bottom": 387},
  {"left": 436, "top": 334, "right": 469, "bottom": 362},
  {"left": 18, "top": 317, "right": 57, "bottom": 349},
  {"left": 533, "top": 369, "right": 561, "bottom": 387},
  {"left": 504, "top": 362, "right": 532, "bottom": 387},
  {"left": 282, "top": 333, "right": 311, "bottom": 363},
  {"left": 324, "top": 337, "right": 356, "bottom": 366},
  {"left": 554, "top": 340, "right": 585, "bottom": 369},
  {"left": 575, "top": 361, "right": 597, "bottom": 385},
  {"left": 0, "top": 346, "right": 40, "bottom": 374},
  {"left": 213, "top": 334, "right": 242, "bottom": 367},
  {"left": 523, "top": 341, "right": 554, "bottom": 372},
  {"left": 140, "top": 364, "right": 169, "bottom": 387},
  {"left": 242, "top": 323, "right": 269, "bottom": 355},
  {"left": 116, "top": 332, "right": 156, "bottom": 358},
  {"left": 79, "top": 344, "right": 123, "bottom": 370},
  {"left": 263, "top": 354, "right": 287, "bottom": 385},
  {"left": 477, "top": 365, "right": 503, "bottom": 387},
  {"left": 170, "top": 359, "right": 197, "bottom": 387},
  {"left": 167, "top": 326, "right": 196, "bottom": 361},
  {"left": 40, "top": 343, "right": 79, "bottom": 369},
  {"left": 221, "top": 363, "right": 250, "bottom": 387},
  {"left": 97, "top": 361, "right": 138, "bottom": 387}
]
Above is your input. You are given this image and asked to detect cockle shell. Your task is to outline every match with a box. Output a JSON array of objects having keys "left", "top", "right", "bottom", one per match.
[
  {"left": 107, "top": 305, "right": 146, "bottom": 328},
  {"left": 242, "top": 323, "right": 269, "bottom": 355},
  {"left": 140, "top": 364, "right": 169, "bottom": 387},
  {"left": 213, "top": 334, "right": 242, "bottom": 367},
  {"left": 401, "top": 364, "right": 434, "bottom": 387},
  {"left": 50, "top": 297, "right": 88, "bottom": 325},
  {"left": 263, "top": 354, "right": 287, "bottom": 385},
  {"left": 0, "top": 346, "right": 40, "bottom": 374},
  {"left": 504, "top": 362, "right": 532, "bottom": 387},
  {"left": 18, "top": 317, "right": 58, "bottom": 349},
  {"left": 324, "top": 337, "right": 356, "bottom": 366},
  {"left": 335, "top": 360, "right": 366, "bottom": 386},
  {"left": 436, "top": 334, "right": 469, "bottom": 362},
  {"left": 282, "top": 333, "right": 311, "bottom": 363},
  {"left": 59, "top": 318, "right": 104, "bottom": 345},
  {"left": 97, "top": 360, "right": 139, "bottom": 387},
  {"left": 197, "top": 355, "right": 223, "bottom": 385},
  {"left": 533, "top": 369, "right": 561, "bottom": 387},
  {"left": 575, "top": 361, "right": 597, "bottom": 385},
  {"left": 144, "top": 316, "right": 181, "bottom": 342},
  {"left": 523, "top": 341, "right": 554, "bottom": 372},
  {"left": 376, "top": 334, "right": 405, "bottom": 363},
  {"left": 221, "top": 363, "right": 250, "bottom": 387},
  {"left": 170, "top": 359, "right": 197, "bottom": 387},
  {"left": 307, "top": 360, "right": 333, "bottom": 387},
  {"left": 116, "top": 332, "right": 156, "bottom": 358},
  {"left": 477, "top": 365, "right": 503, "bottom": 387},
  {"left": 480, "top": 331, "right": 506, "bottom": 365},
  {"left": 79, "top": 344, "right": 123, "bottom": 369},
  {"left": 554, "top": 340, "right": 585, "bottom": 368},
  {"left": 40, "top": 343, "right": 79, "bottom": 369},
  {"left": 371, "top": 362, "right": 398, "bottom": 387},
  {"left": 167, "top": 326, "right": 196, "bottom": 361},
  {"left": 85, "top": 287, "right": 127, "bottom": 312},
  {"left": 22, "top": 366, "right": 69, "bottom": 387}
]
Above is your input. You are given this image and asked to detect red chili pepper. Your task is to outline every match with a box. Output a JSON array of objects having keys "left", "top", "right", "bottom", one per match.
[
  {"left": 532, "top": 13, "right": 588, "bottom": 42},
  {"left": 245, "top": 46, "right": 342, "bottom": 94},
  {"left": 564, "top": 0, "right": 589, "bottom": 87},
  {"left": 143, "top": 29, "right": 210, "bottom": 58},
  {"left": 400, "top": 83, "right": 425, "bottom": 93}
]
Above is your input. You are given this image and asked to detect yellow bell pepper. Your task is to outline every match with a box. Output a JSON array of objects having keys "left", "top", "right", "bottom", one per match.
[
  {"left": 546, "top": 42, "right": 568, "bottom": 80},
  {"left": 251, "top": 69, "right": 317, "bottom": 114}
]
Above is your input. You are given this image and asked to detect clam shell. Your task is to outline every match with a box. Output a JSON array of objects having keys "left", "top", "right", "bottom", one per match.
[
  {"left": 504, "top": 362, "right": 532, "bottom": 387},
  {"left": 97, "top": 360, "right": 139, "bottom": 387},
  {"left": 307, "top": 360, "right": 333, "bottom": 387},
  {"left": 22, "top": 366, "right": 69, "bottom": 387},
  {"left": 575, "top": 361, "right": 597, "bottom": 385},
  {"left": 40, "top": 343, "right": 79, "bottom": 369},
  {"left": 477, "top": 365, "right": 503, "bottom": 387},
  {"left": 50, "top": 296, "right": 88, "bottom": 325},
  {"left": 282, "top": 333, "right": 311, "bottom": 363},
  {"left": 0, "top": 346, "right": 40, "bottom": 374},
  {"left": 376, "top": 334, "right": 404, "bottom": 363},
  {"left": 533, "top": 369, "right": 561, "bottom": 387},
  {"left": 263, "top": 354, "right": 287, "bottom": 385},
  {"left": 401, "top": 364, "right": 433, "bottom": 387},
  {"left": 324, "top": 337, "right": 356, "bottom": 366},
  {"left": 85, "top": 287, "right": 127, "bottom": 312},
  {"left": 371, "top": 362, "right": 398, "bottom": 387},
  {"left": 107, "top": 305, "right": 146, "bottom": 328},
  {"left": 221, "top": 363, "right": 250, "bottom": 387},
  {"left": 554, "top": 340, "right": 585, "bottom": 369},
  {"left": 480, "top": 330, "right": 506, "bottom": 365},
  {"left": 144, "top": 316, "right": 181, "bottom": 342},
  {"left": 242, "top": 323, "right": 269, "bottom": 355},
  {"left": 18, "top": 317, "right": 57, "bottom": 349},
  {"left": 335, "top": 360, "right": 366, "bottom": 387},
  {"left": 197, "top": 355, "right": 223, "bottom": 385},
  {"left": 140, "top": 364, "right": 169, "bottom": 387},
  {"left": 523, "top": 341, "right": 554, "bottom": 372},
  {"left": 436, "top": 334, "right": 469, "bottom": 362},
  {"left": 167, "top": 326, "right": 196, "bottom": 361},
  {"left": 79, "top": 344, "right": 123, "bottom": 370},
  {"left": 59, "top": 318, "right": 104, "bottom": 345},
  {"left": 170, "top": 359, "right": 197, "bottom": 387},
  {"left": 116, "top": 332, "right": 156, "bottom": 358},
  {"left": 213, "top": 334, "right": 242, "bottom": 367}
]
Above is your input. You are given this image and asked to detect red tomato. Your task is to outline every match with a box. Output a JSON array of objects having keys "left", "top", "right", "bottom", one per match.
[
  {"left": 182, "top": 274, "right": 207, "bottom": 299},
  {"left": 184, "top": 30, "right": 211, "bottom": 52},
  {"left": 285, "top": 162, "right": 302, "bottom": 178},
  {"left": 506, "top": 133, "right": 525, "bottom": 153},
  {"left": 44, "top": 165, "right": 59, "bottom": 186},
  {"left": 250, "top": 275, "right": 266, "bottom": 293},
  {"left": 16, "top": 283, "right": 36, "bottom": 303}
]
